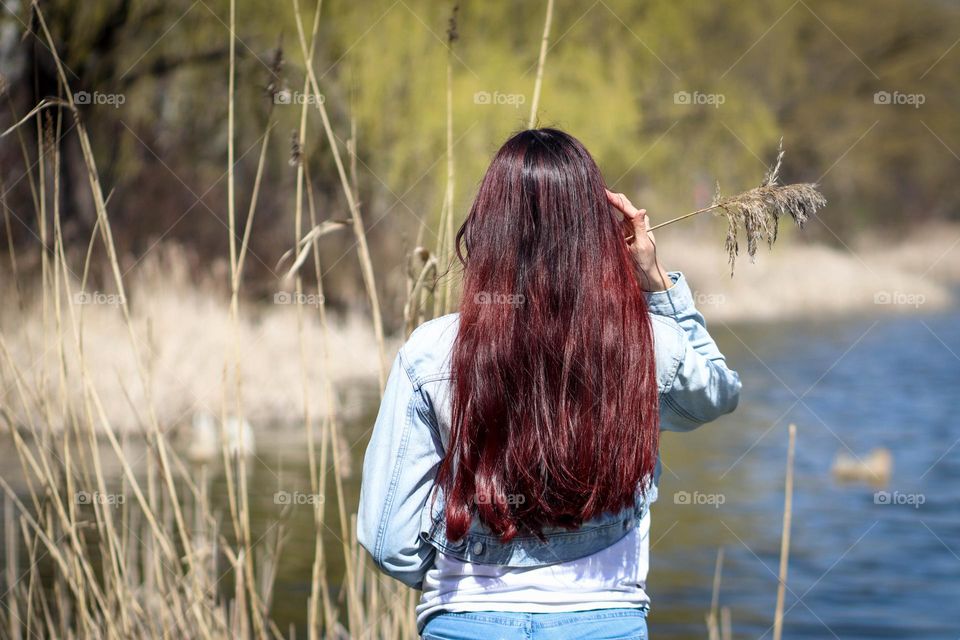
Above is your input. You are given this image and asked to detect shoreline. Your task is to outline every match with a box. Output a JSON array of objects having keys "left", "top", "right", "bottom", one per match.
[
  {"left": 656, "top": 224, "right": 959, "bottom": 323},
  {"left": 2, "top": 225, "right": 957, "bottom": 435}
]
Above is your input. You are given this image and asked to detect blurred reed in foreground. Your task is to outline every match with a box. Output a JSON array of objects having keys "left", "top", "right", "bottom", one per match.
[{"left": 0, "top": 1, "right": 422, "bottom": 637}]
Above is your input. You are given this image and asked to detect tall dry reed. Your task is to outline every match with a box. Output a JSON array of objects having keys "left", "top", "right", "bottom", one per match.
[
  {"left": 0, "top": 0, "right": 407, "bottom": 637},
  {"left": 652, "top": 142, "right": 827, "bottom": 275}
]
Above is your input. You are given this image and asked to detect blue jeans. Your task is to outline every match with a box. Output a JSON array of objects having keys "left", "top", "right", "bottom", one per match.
[{"left": 421, "top": 608, "right": 649, "bottom": 640}]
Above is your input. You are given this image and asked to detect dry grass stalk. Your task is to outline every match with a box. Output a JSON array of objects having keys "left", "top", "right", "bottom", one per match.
[
  {"left": 224, "top": 0, "right": 269, "bottom": 634},
  {"left": 290, "top": 1, "right": 376, "bottom": 636},
  {"left": 528, "top": 0, "right": 555, "bottom": 128},
  {"left": 773, "top": 424, "right": 797, "bottom": 640},
  {"left": 277, "top": 220, "right": 349, "bottom": 280},
  {"left": 651, "top": 141, "right": 827, "bottom": 275},
  {"left": 289, "top": 4, "right": 334, "bottom": 638},
  {"left": 0, "top": 2, "right": 361, "bottom": 637},
  {"left": 427, "top": 3, "right": 459, "bottom": 321},
  {"left": 29, "top": 12, "right": 216, "bottom": 631},
  {"left": 26, "top": 11, "right": 214, "bottom": 636},
  {"left": 406, "top": 247, "right": 439, "bottom": 337},
  {"left": 290, "top": 0, "right": 388, "bottom": 389},
  {"left": 706, "top": 546, "right": 724, "bottom": 640}
]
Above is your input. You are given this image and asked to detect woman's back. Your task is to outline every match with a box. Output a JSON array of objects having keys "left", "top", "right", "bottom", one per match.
[
  {"left": 359, "top": 271, "right": 739, "bottom": 577},
  {"left": 357, "top": 129, "right": 741, "bottom": 639}
]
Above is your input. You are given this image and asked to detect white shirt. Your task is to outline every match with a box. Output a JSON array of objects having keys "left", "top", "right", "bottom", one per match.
[{"left": 417, "top": 510, "right": 651, "bottom": 628}]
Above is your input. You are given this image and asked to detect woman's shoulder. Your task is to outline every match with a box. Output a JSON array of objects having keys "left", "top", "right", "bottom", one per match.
[
  {"left": 398, "top": 313, "right": 459, "bottom": 385},
  {"left": 405, "top": 313, "right": 460, "bottom": 349}
]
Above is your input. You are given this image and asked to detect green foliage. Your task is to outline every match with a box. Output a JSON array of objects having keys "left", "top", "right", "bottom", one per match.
[{"left": 2, "top": 0, "right": 959, "bottom": 298}]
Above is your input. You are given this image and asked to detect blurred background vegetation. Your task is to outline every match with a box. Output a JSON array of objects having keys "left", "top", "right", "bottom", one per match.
[
  {"left": 2, "top": 0, "right": 959, "bottom": 325},
  {"left": 2, "top": 3, "right": 959, "bottom": 637}
]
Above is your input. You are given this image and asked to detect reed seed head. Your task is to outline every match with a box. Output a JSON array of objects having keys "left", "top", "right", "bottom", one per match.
[
  {"left": 713, "top": 140, "right": 826, "bottom": 275},
  {"left": 447, "top": 4, "right": 460, "bottom": 45},
  {"left": 289, "top": 129, "right": 302, "bottom": 167},
  {"left": 265, "top": 43, "right": 285, "bottom": 101}
]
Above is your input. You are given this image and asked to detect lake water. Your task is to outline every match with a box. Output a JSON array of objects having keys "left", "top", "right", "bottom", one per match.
[
  {"left": 3, "top": 304, "right": 959, "bottom": 638},
  {"left": 649, "top": 306, "right": 960, "bottom": 639}
]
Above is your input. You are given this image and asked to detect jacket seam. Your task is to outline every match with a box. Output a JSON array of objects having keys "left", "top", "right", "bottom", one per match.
[
  {"left": 662, "top": 349, "right": 683, "bottom": 396},
  {"left": 397, "top": 348, "right": 418, "bottom": 386},
  {"left": 651, "top": 316, "right": 685, "bottom": 396},
  {"left": 399, "top": 344, "right": 453, "bottom": 391},
  {"left": 411, "top": 371, "right": 452, "bottom": 390}
]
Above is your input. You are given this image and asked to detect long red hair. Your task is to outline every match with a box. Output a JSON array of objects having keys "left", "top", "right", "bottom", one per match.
[{"left": 437, "top": 128, "right": 659, "bottom": 542}]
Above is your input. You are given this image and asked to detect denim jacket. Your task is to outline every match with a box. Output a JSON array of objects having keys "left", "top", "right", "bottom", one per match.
[{"left": 358, "top": 272, "right": 741, "bottom": 589}]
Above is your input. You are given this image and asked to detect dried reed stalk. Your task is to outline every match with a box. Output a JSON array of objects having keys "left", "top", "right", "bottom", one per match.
[
  {"left": 435, "top": 4, "right": 459, "bottom": 317},
  {"left": 0, "top": 5, "right": 302, "bottom": 638},
  {"left": 773, "top": 424, "right": 797, "bottom": 640},
  {"left": 289, "top": 2, "right": 337, "bottom": 637},
  {"left": 28, "top": 7, "right": 214, "bottom": 635},
  {"left": 650, "top": 142, "right": 827, "bottom": 275},
  {"left": 224, "top": 1, "right": 268, "bottom": 635},
  {"left": 406, "top": 248, "right": 439, "bottom": 336},
  {"left": 528, "top": 0, "right": 555, "bottom": 128},
  {"left": 291, "top": 0, "right": 388, "bottom": 388},
  {"left": 290, "top": 0, "right": 376, "bottom": 636},
  {"left": 706, "top": 546, "right": 724, "bottom": 640}
]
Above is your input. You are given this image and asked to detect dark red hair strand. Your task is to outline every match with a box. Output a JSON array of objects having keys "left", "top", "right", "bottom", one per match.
[{"left": 436, "top": 128, "right": 660, "bottom": 542}]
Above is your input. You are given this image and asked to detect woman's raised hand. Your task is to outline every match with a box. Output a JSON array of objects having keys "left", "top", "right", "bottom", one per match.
[{"left": 605, "top": 189, "right": 672, "bottom": 292}]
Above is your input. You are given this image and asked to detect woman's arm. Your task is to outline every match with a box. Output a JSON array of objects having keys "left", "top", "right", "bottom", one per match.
[
  {"left": 357, "top": 351, "right": 443, "bottom": 589},
  {"left": 647, "top": 272, "right": 742, "bottom": 431},
  {"left": 605, "top": 190, "right": 741, "bottom": 430}
]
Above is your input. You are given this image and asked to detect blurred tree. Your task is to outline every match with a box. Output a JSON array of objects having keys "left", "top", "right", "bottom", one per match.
[{"left": 1, "top": 0, "right": 958, "bottom": 309}]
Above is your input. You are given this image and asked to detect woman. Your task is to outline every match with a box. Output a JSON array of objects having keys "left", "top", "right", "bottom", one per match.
[{"left": 358, "top": 128, "right": 741, "bottom": 639}]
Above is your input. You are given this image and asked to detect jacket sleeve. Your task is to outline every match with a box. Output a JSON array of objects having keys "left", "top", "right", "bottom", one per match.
[
  {"left": 356, "top": 350, "right": 442, "bottom": 589},
  {"left": 646, "top": 272, "right": 742, "bottom": 432}
]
